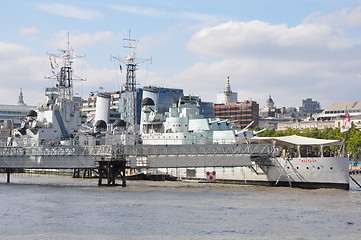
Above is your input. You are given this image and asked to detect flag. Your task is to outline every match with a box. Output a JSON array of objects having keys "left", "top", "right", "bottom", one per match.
[
  {"left": 71, "top": 48, "right": 77, "bottom": 57},
  {"left": 49, "top": 56, "right": 55, "bottom": 69},
  {"left": 53, "top": 57, "right": 59, "bottom": 68},
  {"left": 340, "top": 112, "right": 351, "bottom": 132}
]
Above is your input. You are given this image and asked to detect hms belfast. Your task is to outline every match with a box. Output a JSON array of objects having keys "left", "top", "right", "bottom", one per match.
[{"left": 0, "top": 36, "right": 350, "bottom": 190}]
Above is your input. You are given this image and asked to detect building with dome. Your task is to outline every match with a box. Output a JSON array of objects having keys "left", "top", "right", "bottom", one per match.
[{"left": 260, "top": 95, "right": 276, "bottom": 118}]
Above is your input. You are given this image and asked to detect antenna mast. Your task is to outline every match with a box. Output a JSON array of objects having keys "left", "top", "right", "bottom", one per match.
[
  {"left": 46, "top": 33, "right": 85, "bottom": 105},
  {"left": 111, "top": 30, "right": 151, "bottom": 132}
]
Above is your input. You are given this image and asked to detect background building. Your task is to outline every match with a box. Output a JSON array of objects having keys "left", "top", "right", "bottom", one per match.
[
  {"left": 0, "top": 89, "right": 36, "bottom": 144},
  {"left": 317, "top": 102, "right": 361, "bottom": 121},
  {"left": 119, "top": 88, "right": 143, "bottom": 127},
  {"left": 213, "top": 77, "right": 259, "bottom": 128},
  {"left": 300, "top": 98, "right": 322, "bottom": 115},
  {"left": 259, "top": 97, "right": 324, "bottom": 130},
  {"left": 216, "top": 76, "right": 237, "bottom": 104},
  {"left": 214, "top": 100, "right": 259, "bottom": 128},
  {"left": 142, "top": 86, "right": 184, "bottom": 114},
  {"left": 0, "top": 89, "right": 36, "bottom": 127},
  {"left": 260, "top": 95, "right": 276, "bottom": 118}
]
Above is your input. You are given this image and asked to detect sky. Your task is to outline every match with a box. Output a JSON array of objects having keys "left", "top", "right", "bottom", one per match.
[{"left": 1, "top": 0, "right": 361, "bottom": 109}]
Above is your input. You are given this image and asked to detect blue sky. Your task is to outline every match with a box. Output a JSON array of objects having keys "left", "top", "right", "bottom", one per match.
[{"left": 1, "top": 0, "right": 361, "bottom": 109}]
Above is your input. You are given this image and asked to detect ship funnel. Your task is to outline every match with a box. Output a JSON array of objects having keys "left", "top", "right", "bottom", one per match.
[{"left": 95, "top": 93, "right": 110, "bottom": 124}]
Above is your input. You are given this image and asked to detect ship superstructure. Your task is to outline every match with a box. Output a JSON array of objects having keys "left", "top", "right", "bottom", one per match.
[
  {"left": 141, "top": 95, "right": 237, "bottom": 145},
  {"left": 12, "top": 41, "right": 85, "bottom": 147}
]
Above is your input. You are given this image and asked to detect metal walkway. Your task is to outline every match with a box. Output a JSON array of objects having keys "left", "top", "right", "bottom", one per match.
[
  {"left": 0, "top": 144, "right": 272, "bottom": 169},
  {"left": 124, "top": 144, "right": 271, "bottom": 168},
  {"left": 0, "top": 145, "right": 114, "bottom": 169}
]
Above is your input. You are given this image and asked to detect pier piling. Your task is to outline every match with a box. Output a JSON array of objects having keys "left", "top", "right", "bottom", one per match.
[{"left": 98, "top": 160, "right": 126, "bottom": 187}]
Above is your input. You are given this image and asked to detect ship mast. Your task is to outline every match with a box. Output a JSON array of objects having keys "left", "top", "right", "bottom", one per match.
[
  {"left": 46, "top": 33, "right": 85, "bottom": 106},
  {"left": 111, "top": 30, "right": 151, "bottom": 132}
]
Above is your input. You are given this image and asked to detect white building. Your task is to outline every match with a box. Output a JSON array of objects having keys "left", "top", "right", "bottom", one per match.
[{"left": 216, "top": 76, "right": 237, "bottom": 104}]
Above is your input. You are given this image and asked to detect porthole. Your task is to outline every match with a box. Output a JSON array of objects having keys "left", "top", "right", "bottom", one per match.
[
  {"left": 306, "top": 167, "right": 309, "bottom": 170},
  {"left": 330, "top": 167, "right": 333, "bottom": 170}
]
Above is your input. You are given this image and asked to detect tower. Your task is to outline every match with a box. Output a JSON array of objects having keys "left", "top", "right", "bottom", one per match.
[
  {"left": 216, "top": 76, "right": 238, "bottom": 104},
  {"left": 17, "top": 88, "right": 26, "bottom": 106}
]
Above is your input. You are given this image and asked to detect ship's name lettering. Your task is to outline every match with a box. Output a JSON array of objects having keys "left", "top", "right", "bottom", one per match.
[{"left": 301, "top": 159, "right": 316, "bottom": 163}]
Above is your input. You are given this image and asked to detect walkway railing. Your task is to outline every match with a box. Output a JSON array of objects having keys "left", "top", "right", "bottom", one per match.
[{"left": 124, "top": 144, "right": 272, "bottom": 156}]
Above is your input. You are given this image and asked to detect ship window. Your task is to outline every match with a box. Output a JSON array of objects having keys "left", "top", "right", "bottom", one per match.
[
  {"left": 330, "top": 167, "right": 333, "bottom": 170},
  {"left": 296, "top": 167, "right": 299, "bottom": 169},
  {"left": 306, "top": 167, "right": 309, "bottom": 169},
  {"left": 317, "top": 167, "right": 320, "bottom": 169}
]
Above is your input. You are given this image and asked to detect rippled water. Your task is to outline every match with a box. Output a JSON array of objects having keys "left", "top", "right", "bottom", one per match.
[{"left": 1, "top": 174, "right": 361, "bottom": 240}]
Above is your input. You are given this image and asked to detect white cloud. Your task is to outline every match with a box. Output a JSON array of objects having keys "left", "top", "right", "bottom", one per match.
[
  {"left": 48, "top": 31, "right": 119, "bottom": 49},
  {"left": 110, "top": 4, "right": 219, "bottom": 23},
  {"left": 187, "top": 20, "right": 356, "bottom": 60},
  {"left": 0, "top": 42, "right": 32, "bottom": 60},
  {"left": 111, "top": 5, "right": 166, "bottom": 18},
  {"left": 171, "top": 57, "right": 361, "bottom": 107},
  {"left": 304, "top": 6, "right": 361, "bottom": 27},
  {"left": 0, "top": 52, "right": 50, "bottom": 105},
  {"left": 176, "top": 20, "right": 361, "bottom": 107},
  {"left": 35, "top": 3, "right": 103, "bottom": 20},
  {"left": 20, "top": 27, "right": 39, "bottom": 35}
]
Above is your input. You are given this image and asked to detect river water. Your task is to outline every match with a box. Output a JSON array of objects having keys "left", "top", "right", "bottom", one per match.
[{"left": 0, "top": 173, "right": 361, "bottom": 240}]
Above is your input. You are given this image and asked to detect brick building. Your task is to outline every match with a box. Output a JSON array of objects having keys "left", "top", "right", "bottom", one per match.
[{"left": 214, "top": 100, "right": 259, "bottom": 128}]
